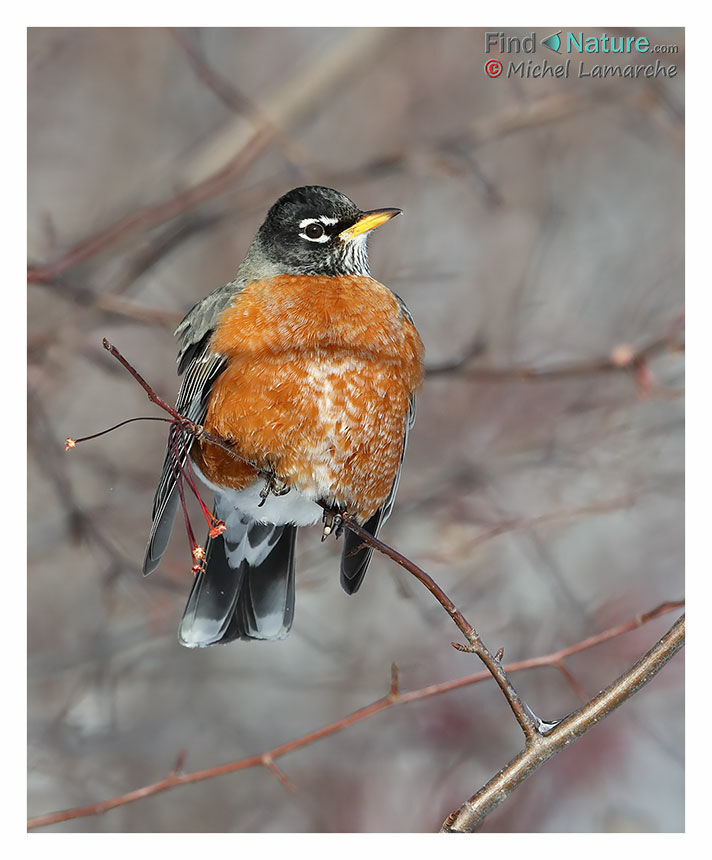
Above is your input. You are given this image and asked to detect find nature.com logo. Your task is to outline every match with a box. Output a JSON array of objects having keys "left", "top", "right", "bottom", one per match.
[{"left": 484, "top": 30, "right": 679, "bottom": 79}]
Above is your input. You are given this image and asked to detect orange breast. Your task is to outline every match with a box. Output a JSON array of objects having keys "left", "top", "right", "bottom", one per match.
[{"left": 192, "top": 274, "right": 424, "bottom": 520}]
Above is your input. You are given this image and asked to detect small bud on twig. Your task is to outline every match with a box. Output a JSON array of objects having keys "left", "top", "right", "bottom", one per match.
[
  {"left": 451, "top": 641, "right": 476, "bottom": 653},
  {"left": 390, "top": 662, "right": 400, "bottom": 699},
  {"left": 170, "top": 750, "right": 187, "bottom": 776},
  {"left": 610, "top": 344, "right": 635, "bottom": 367},
  {"left": 208, "top": 520, "right": 226, "bottom": 539}
]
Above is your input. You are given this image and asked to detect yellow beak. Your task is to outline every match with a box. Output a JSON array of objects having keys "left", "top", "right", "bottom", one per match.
[{"left": 338, "top": 208, "right": 402, "bottom": 242}]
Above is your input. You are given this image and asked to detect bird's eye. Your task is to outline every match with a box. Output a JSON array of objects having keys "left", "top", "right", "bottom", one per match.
[{"left": 298, "top": 217, "right": 333, "bottom": 243}]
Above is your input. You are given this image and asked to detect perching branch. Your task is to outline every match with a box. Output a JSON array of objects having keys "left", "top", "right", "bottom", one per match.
[
  {"left": 26, "top": 599, "right": 682, "bottom": 830},
  {"left": 442, "top": 613, "right": 685, "bottom": 832},
  {"left": 100, "top": 338, "right": 261, "bottom": 473},
  {"left": 99, "top": 338, "right": 541, "bottom": 743},
  {"left": 341, "top": 517, "right": 541, "bottom": 742}
]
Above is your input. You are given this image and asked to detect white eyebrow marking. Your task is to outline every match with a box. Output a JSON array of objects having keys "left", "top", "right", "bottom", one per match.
[{"left": 298, "top": 216, "right": 339, "bottom": 228}]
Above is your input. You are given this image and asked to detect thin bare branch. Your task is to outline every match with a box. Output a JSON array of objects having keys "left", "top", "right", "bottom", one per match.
[
  {"left": 341, "top": 516, "right": 541, "bottom": 743},
  {"left": 442, "top": 614, "right": 684, "bottom": 832},
  {"left": 261, "top": 755, "right": 297, "bottom": 792},
  {"left": 27, "top": 124, "right": 273, "bottom": 284},
  {"left": 100, "top": 338, "right": 260, "bottom": 472}
]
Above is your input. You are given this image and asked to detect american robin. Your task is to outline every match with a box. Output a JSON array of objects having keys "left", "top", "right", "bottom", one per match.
[{"left": 144, "top": 186, "right": 424, "bottom": 647}]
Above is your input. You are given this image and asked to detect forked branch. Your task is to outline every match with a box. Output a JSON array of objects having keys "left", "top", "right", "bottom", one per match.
[{"left": 442, "top": 614, "right": 684, "bottom": 831}]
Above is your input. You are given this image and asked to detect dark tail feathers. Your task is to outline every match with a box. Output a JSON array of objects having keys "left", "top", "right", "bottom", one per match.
[
  {"left": 339, "top": 507, "right": 384, "bottom": 595},
  {"left": 179, "top": 526, "right": 297, "bottom": 647}
]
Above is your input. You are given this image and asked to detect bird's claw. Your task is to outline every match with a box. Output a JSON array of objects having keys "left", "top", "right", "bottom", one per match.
[
  {"left": 322, "top": 508, "right": 345, "bottom": 541},
  {"left": 258, "top": 469, "right": 291, "bottom": 506}
]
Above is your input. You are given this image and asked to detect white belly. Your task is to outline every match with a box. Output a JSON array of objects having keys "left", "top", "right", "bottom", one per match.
[{"left": 190, "top": 458, "right": 323, "bottom": 526}]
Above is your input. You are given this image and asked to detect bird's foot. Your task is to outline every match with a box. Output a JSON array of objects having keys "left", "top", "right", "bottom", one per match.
[
  {"left": 258, "top": 469, "right": 291, "bottom": 506},
  {"left": 322, "top": 506, "right": 345, "bottom": 541}
]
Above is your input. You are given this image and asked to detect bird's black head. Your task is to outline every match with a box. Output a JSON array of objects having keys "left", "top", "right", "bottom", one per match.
[{"left": 251, "top": 186, "right": 401, "bottom": 277}]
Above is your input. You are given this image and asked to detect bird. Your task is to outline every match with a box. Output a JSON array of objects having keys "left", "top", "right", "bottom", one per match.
[{"left": 143, "top": 185, "right": 424, "bottom": 647}]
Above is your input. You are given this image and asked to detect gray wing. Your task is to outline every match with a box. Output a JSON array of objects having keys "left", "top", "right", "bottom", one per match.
[
  {"left": 142, "top": 279, "right": 245, "bottom": 575},
  {"left": 340, "top": 394, "right": 416, "bottom": 594}
]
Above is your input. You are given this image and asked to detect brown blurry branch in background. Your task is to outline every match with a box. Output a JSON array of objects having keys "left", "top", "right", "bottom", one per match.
[
  {"left": 92, "top": 295, "right": 183, "bottom": 328},
  {"left": 168, "top": 28, "right": 305, "bottom": 170},
  {"left": 421, "top": 494, "right": 637, "bottom": 567},
  {"left": 26, "top": 124, "right": 274, "bottom": 285},
  {"left": 427, "top": 311, "right": 684, "bottom": 395},
  {"left": 27, "top": 599, "right": 682, "bottom": 830},
  {"left": 170, "top": 27, "right": 323, "bottom": 198},
  {"left": 26, "top": 62, "right": 647, "bottom": 288},
  {"left": 469, "top": 79, "right": 683, "bottom": 151},
  {"left": 470, "top": 88, "right": 612, "bottom": 145},
  {"left": 169, "top": 28, "right": 265, "bottom": 123},
  {"left": 27, "top": 29, "right": 390, "bottom": 284}
]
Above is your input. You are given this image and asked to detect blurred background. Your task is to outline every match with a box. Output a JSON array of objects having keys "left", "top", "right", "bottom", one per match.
[{"left": 27, "top": 27, "right": 684, "bottom": 832}]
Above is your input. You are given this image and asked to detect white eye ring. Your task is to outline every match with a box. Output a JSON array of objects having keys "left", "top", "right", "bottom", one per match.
[{"left": 298, "top": 218, "right": 331, "bottom": 243}]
